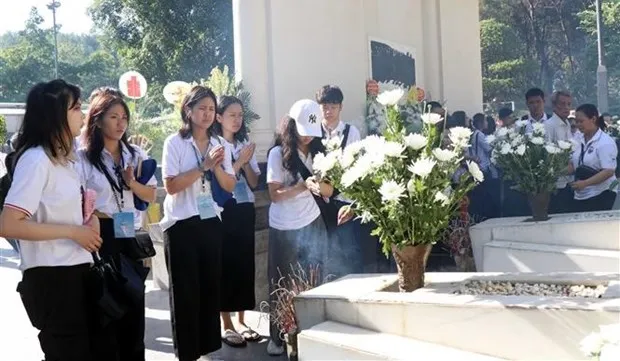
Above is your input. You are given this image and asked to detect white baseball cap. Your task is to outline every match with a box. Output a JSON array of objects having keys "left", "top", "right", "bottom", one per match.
[{"left": 288, "top": 99, "right": 323, "bottom": 137}]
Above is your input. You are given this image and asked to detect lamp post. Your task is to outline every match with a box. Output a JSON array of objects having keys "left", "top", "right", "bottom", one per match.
[
  {"left": 47, "top": 0, "right": 61, "bottom": 79},
  {"left": 595, "top": 0, "right": 609, "bottom": 113}
]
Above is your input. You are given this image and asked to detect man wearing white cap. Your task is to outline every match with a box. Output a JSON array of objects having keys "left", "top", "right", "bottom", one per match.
[{"left": 265, "top": 99, "right": 331, "bottom": 356}]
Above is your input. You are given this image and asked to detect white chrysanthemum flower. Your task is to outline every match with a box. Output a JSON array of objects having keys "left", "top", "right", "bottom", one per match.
[
  {"left": 341, "top": 167, "right": 362, "bottom": 188},
  {"left": 341, "top": 148, "right": 356, "bottom": 168},
  {"left": 466, "top": 160, "right": 484, "bottom": 182},
  {"left": 511, "top": 135, "right": 525, "bottom": 147},
  {"left": 486, "top": 134, "right": 497, "bottom": 144},
  {"left": 313, "top": 151, "right": 339, "bottom": 176},
  {"left": 497, "top": 127, "right": 509, "bottom": 138},
  {"left": 323, "top": 136, "right": 342, "bottom": 150},
  {"left": 531, "top": 137, "right": 545, "bottom": 145},
  {"left": 449, "top": 127, "right": 473, "bottom": 148},
  {"left": 379, "top": 180, "right": 406, "bottom": 202},
  {"left": 515, "top": 144, "right": 526, "bottom": 156},
  {"left": 362, "top": 134, "right": 386, "bottom": 150},
  {"left": 600, "top": 344, "right": 620, "bottom": 361},
  {"left": 544, "top": 144, "right": 560, "bottom": 154},
  {"left": 432, "top": 148, "right": 457, "bottom": 162},
  {"left": 404, "top": 133, "right": 428, "bottom": 150},
  {"left": 406, "top": 178, "right": 416, "bottom": 193},
  {"left": 359, "top": 210, "right": 373, "bottom": 224},
  {"left": 421, "top": 113, "right": 443, "bottom": 125},
  {"left": 532, "top": 122, "right": 546, "bottom": 135},
  {"left": 408, "top": 157, "right": 437, "bottom": 179},
  {"left": 515, "top": 120, "right": 529, "bottom": 128},
  {"left": 500, "top": 143, "right": 513, "bottom": 155},
  {"left": 434, "top": 191, "right": 450, "bottom": 206},
  {"left": 383, "top": 141, "right": 405, "bottom": 157},
  {"left": 376, "top": 88, "right": 405, "bottom": 106},
  {"left": 599, "top": 324, "right": 620, "bottom": 344},
  {"left": 557, "top": 140, "right": 573, "bottom": 150},
  {"left": 580, "top": 332, "right": 605, "bottom": 357}
]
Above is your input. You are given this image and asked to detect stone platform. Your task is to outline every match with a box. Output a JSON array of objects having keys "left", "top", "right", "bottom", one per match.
[{"left": 294, "top": 272, "right": 620, "bottom": 360}]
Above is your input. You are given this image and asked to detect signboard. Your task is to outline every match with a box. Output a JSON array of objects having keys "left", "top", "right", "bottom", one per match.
[
  {"left": 368, "top": 37, "right": 416, "bottom": 90},
  {"left": 119, "top": 71, "right": 148, "bottom": 99},
  {"left": 163, "top": 81, "right": 191, "bottom": 105}
]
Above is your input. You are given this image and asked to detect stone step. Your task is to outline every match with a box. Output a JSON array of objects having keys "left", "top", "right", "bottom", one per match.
[
  {"left": 483, "top": 240, "right": 620, "bottom": 273},
  {"left": 297, "top": 321, "right": 506, "bottom": 361}
]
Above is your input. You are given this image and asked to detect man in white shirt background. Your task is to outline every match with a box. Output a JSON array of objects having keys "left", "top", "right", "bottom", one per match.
[
  {"left": 545, "top": 90, "right": 575, "bottom": 214},
  {"left": 523, "top": 87, "right": 551, "bottom": 133}
]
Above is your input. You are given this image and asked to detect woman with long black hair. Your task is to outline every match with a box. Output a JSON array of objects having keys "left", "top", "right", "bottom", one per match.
[
  {"left": 0, "top": 79, "right": 102, "bottom": 361},
  {"left": 160, "top": 85, "right": 236, "bottom": 361},
  {"left": 78, "top": 87, "right": 156, "bottom": 360},
  {"left": 212, "top": 95, "right": 261, "bottom": 347},
  {"left": 265, "top": 99, "right": 330, "bottom": 356}
]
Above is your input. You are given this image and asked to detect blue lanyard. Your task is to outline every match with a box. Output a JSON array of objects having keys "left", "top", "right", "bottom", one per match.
[{"left": 191, "top": 145, "right": 212, "bottom": 191}]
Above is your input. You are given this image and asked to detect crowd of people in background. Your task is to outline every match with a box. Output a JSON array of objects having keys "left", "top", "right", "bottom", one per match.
[{"left": 0, "top": 79, "right": 617, "bottom": 361}]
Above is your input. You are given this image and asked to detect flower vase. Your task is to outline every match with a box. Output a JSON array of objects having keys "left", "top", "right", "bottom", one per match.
[
  {"left": 391, "top": 243, "right": 433, "bottom": 292},
  {"left": 285, "top": 332, "right": 298, "bottom": 361},
  {"left": 527, "top": 192, "right": 551, "bottom": 222}
]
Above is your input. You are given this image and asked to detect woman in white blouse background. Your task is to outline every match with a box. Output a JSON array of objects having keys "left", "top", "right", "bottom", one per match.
[
  {"left": 212, "top": 95, "right": 261, "bottom": 347},
  {"left": 0, "top": 80, "right": 102, "bottom": 361},
  {"left": 569, "top": 103, "right": 618, "bottom": 212},
  {"left": 160, "top": 85, "right": 236, "bottom": 361}
]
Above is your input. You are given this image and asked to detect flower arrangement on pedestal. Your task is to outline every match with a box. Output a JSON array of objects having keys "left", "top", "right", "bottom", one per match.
[
  {"left": 314, "top": 88, "right": 483, "bottom": 292},
  {"left": 580, "top": 323, "right": 620, "bottom": 361},
  {"left": 365, "top": 80, "right": 426, "bottom": 136},
  {"left": 487, "top": 121, "right": 573, "bottom": 221}
]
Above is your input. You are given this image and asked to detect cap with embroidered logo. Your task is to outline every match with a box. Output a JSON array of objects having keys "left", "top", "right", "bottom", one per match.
[{"left": 288, "top": 99, "right": 323, "bottom": 137}]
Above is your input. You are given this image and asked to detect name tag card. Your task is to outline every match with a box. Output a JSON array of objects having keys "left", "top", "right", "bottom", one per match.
[{"left": 113, "top": 212, "right": 136, "bottom": 238}]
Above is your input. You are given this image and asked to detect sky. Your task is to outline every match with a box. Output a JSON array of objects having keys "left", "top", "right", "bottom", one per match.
[{"left": 0, "top": 0, "right": 93, "bottom": 35}]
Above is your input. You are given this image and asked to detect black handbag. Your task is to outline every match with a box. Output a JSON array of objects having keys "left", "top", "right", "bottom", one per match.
[
  {"left": 575, "top": 143, "right": 600, "bottom": 181},
  {"left": 88, "top": 252, "right": 129, "bottom": 327},
  {"left": 124, "top": 229, "right": 156, "bottom": 260},
  {"left": 294, "top": 156, "right": 344, "bottom": 231}
]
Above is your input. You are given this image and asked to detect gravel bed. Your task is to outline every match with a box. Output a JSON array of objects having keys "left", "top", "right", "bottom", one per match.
[{"left": 454, "top": 280, "right": 608, "bottom": 298}]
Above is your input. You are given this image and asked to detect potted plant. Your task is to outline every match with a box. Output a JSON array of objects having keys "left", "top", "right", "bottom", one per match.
[
  {"left": 314, "top": 88, "right": 483, "bottom": 292},
  {"left": 487, "top": 121, "right": 573, "bottom": 221},
  {"left": 580, "top": 323, "right": 620, "bottom": 361}
]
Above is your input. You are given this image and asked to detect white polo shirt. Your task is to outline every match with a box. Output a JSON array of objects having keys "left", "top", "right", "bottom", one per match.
[
  {"left": 77, "top": 144, "right": 157, "bottom": 229},
  {"left": 322, "top": 121, "right": 362, "bottom": 148},
  {"left": 159, "top": 133, "right": 235, "bottom": 231},
  {"left": 571, "top": 129, "right": 618, "bottom": 200},
  {"left": 525, "top": 113, "right": 549, "bottom": 134},
  {"left": 224, "top": 139, "right": 261, "bottom": 204},
  {"left": 4, "top": 147, "right": 91, "bottom": 270},
  {"left": 545, "top": 113, "right": 574, "bottom": 189},
  {"left": 267, "top": 146, "right": 321, "bottom": 231}
]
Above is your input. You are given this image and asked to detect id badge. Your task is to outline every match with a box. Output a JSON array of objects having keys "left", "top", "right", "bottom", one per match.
[
  {"left": 233, "top": 178, "right": 251, "bottom": 203},
  {"left": 113, "top": 212, "right": 136, "bottom": 238},
  {"left": 197, "top": 193, "right": 217, "bottom": 220}
]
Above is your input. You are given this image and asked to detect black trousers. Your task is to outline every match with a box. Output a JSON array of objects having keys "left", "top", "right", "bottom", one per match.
[
  {"left": 574, "top": 190, "right": 617, "bottom": 212},
  {"left": 550, "top": 186, "right": 574, "bottom": 214},
  {"left": 97, "top": 218, "right": 146, "bottom": 361},
  {"left": 164, "top": 216, "right": 223, "bottom": 361},
  {"left": 18, "top": 264, "right": 96, "bottom": 361}
]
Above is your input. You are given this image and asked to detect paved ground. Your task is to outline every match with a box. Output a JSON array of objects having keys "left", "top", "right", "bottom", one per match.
[{"left": 0, "top": 241, "right": 286, "bottom": 361}]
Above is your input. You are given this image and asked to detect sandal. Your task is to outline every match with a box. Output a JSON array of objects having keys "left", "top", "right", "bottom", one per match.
[
  {"left": 239, "top": 327, "right": 261, "bottom": 342},
  {"left": 222, "top": 329, "right": 247, "bottom": 348}
]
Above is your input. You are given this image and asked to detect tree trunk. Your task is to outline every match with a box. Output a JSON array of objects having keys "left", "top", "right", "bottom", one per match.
[{"left": 391, "top": 244, "right": 432, "bottom": 292}]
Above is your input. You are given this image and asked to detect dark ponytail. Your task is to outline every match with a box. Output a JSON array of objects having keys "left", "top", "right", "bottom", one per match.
[{"left": 576, "top": 104, "right": 605, "bottom": 130}]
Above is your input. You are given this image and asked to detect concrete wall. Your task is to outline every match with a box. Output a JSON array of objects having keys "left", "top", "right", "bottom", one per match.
[{"left": 233, "top": 0, "right": 483, "bottom": 161}]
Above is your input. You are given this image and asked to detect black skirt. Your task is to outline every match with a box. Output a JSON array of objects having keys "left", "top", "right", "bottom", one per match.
[
  {"left": 164, "top": 215, "right": 223, "bottom": 361},
  {"left": 220, "top": 201, "right": 256, "bottom": 312}
]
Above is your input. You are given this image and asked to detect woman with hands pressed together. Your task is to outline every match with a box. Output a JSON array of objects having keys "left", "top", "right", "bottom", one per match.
[
  {"left": 265, "top": 99, "right": 330, "bottom": 356},
  {"left": 569, "top": 104, "right": 618, "bottom": 212},
  {"left": 212, "top": 96, "right": 262, "bottom": 347},
  {"left": 0, "top": 80, "right": 103, "bottom": 361},
  {"left": 159, "top": 86, "right": 236, "bottom": 361}
]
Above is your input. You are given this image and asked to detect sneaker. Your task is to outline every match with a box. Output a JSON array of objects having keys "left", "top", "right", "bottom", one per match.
[{"left": 267, "top": 339, "right": 284, "bottom": 356}]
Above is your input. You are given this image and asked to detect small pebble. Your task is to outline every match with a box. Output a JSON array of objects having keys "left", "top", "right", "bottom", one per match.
[{"left": 454, "top": 281, "right": 607, "bottom": 298}]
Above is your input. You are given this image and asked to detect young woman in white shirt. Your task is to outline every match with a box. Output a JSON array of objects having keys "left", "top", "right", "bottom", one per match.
[
  {"left": 265, "top": 99, "right": 331, "bottom": 356},
  {"left": 78, "top": 88, "right": 157, "bottom": 361},
  {"left": 569, "top": 103, "right": 618, "bottom": 212},
  {"left": 160, "top": 85, "right": 236, "bottom": 361},
  {"left": 212, "top": 95, "right": 261, "bottom": 347},
  {"left": 0, "top": 80, "right": 102, "bottom": 361}
]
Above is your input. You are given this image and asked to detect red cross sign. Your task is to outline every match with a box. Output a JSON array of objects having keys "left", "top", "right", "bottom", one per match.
[{"left": 119, "top": 71, "right": 147, "bottom": 99}]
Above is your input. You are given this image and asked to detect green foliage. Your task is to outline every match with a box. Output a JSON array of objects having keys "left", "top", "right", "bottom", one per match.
[{"left": 0, "top": 115, "right": 6, "bottom": 146}]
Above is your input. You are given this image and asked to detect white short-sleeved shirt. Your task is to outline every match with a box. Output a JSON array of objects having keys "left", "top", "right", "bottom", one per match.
[
  {"left": 545, "top": 113, "right": 574, "bottom": 188},
  {"left": 571, "top": 129, "right": 618, "bottom": 200},
  {"left": 322, "top": 121, "right": 362, "bottom": 148},
  {"left": 4, "top": 147, "right": 91, "bottom": 270},
  {"left": 224, "top": 139, "right": 261, "bottom": 204},
  {"left": 266, "top": 146, "right": 321, "bottom": 231},
  {"left": 160, "top": 133, "right": 235, "bottom": 231},
  {"left": 77, "top": 144, "right": 157, "bottom": 230},
  {"left": 525, "top": 113, "right": 549, "bottom": 134}
]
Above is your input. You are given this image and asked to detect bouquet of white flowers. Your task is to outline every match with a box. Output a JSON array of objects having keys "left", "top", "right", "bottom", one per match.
[
  {"left": 314, "top": 88, "right": 483, "bottom": 292},
  {"left": 580, "top": 323, "right": 620, "bottom": 361},
  {"left": 488, "top": 120, "right": 573, "bottom": 220}
]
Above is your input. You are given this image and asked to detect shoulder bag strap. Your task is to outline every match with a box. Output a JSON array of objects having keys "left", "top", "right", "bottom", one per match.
[{"left": 340, "top": 124, "right": 351, "bottom": 149}]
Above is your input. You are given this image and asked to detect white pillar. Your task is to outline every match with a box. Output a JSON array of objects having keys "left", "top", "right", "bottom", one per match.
[{"left": 233, "top": 0, "right": 276, "bottom": 161}]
